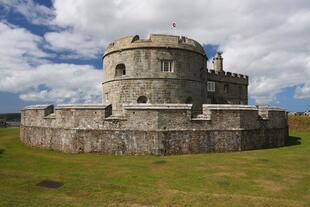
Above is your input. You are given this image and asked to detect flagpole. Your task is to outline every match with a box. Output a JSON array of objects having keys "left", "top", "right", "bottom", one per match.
[{"left": 172, "top": 22, "right": 177, "bottom": 36}]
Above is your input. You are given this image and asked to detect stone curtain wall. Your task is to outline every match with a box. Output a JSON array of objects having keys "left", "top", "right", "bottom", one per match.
[{"left": 20, "top": 104, "right": 288, "bottom": 155}]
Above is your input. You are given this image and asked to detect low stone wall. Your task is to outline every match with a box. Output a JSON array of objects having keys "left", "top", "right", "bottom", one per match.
[{"left": 20, "top": 104, "right": 288, "bottom": 155}]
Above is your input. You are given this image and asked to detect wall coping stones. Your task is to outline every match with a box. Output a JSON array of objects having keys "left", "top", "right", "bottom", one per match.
[
  {"left": 56, "top": 104, "right": 109, "bottom": 109},
  {"left": 22, "top": 104, "right": 53, "bottom": 110},
  {"left": 191, "top": 114, "right": 211, "bottom": 121},
  {"left": 256, "top": 105, "right": 286, "bottom": 111},
  {"left": 123, "top": 103, "right": 193, "bottom": 110},
  {"left": 104, "top": 116, "right": 127, "bottom": 121},
  {"left": 203, "top": 104, "right": 258, "bottom": 111}
]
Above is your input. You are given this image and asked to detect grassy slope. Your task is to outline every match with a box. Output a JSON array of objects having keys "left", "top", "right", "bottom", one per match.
[
  {"left": 0, "top": 122, "right": 309, "bottom": 206},
  {"left": 289, "top": 115, "right": 310, "bottom": 132}
]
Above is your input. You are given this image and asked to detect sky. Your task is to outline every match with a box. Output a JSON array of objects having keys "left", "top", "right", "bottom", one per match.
[{"left": 0, "top": 0, "right": 309, "bottom": 113}]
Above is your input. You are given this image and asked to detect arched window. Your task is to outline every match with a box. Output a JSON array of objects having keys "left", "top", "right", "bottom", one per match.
[
  {"left": 185, "top": 97, "right": 192, "bottom": 104},
  {"left": 115, "top": 64, "right": 126, "bottom": 77},
  {"left": 137, "top": 96, "right": 148, "bottom": 103}
]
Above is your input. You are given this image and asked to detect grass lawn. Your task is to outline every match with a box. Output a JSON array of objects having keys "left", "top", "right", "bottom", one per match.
[{"left": 0, "top": 120, "right": 309, "bottom": 206}]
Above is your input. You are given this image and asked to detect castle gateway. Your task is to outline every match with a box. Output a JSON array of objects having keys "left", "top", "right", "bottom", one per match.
[{"left": 20, "top": 34, "right": 288, "bottom": 155}]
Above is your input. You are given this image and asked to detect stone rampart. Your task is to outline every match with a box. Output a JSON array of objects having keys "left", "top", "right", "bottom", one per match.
[{"left": 20, "top": 104, "right": 288, "bottom": 155}]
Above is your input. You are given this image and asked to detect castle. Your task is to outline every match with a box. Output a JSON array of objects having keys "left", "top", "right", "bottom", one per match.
[{"left": 20, "top": 34, "right": 288, "bottom": 155}]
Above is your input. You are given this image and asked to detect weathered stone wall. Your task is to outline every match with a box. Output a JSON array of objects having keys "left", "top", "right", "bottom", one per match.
[
  {"left": 20, "top": 104, "right": 288, "bottom": 155},
  {"left": 207, "top": 70, "right": 248, "bottom": 104},
  {"left": 103, "top": 39, "right": 207, "bottom": 114},
  {"left": 103, "top": 78, "right": 206, "bottom": 114},
  {"left": 102, "top": 34, "right": 249, "bottom": 114}
]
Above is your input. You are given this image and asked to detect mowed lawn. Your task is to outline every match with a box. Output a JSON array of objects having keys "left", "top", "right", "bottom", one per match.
[{"left": 0, "top": 118, "right": 309, "bottom": 207}]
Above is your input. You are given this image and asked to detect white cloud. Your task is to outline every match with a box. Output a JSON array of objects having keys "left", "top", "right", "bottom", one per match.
[
  {"left": 0, "top": 22, "right": 47, "bottom": 61},
  {"left": 0, "top": 22, "right": 101, "bottom": 103},
  {"left": 44, "top": 31, "right": 104, "bottom": 59},
  {"left": 295, "top": 83, "right": 310, "bottom": 100},
  {"left": 16, "top": 64, "right": 102, "bottom": 103},
  {"left": 48, "top": 0, "right": 310, "bottom": 103},
  {"left": 0, "top": 0, "right": 54, "bottom": 25}
]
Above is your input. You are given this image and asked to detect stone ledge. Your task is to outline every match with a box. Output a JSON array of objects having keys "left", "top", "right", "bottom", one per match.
[
  {"left": 256, "top": 105, "right": 286, "bottom": 111},
  {"left": 22, "top": 104, "right": 53, "bottom": 110},
  {"left": 44, "top": 113, "right": 56, "bottom": 119},
  {"left": 191, "top": 114, "right": 211, "bottom": 121},
  {"left": 21, "top": 125, "right": 288, "bottom": 132},
  {"left": 123, "top": 103, "right": 192, "bottom": 110},
  {"left": 104, "top": 116, "right": 127, "bottom": 121},
  {"left": 203, "top": 104, "right": 257, "bottom": 110},
  {"left": 102, "top": 77, "right": 205, "bottom": 85},
  {"left": 56, "top": 104, "right": 109, "bottom": 109}
]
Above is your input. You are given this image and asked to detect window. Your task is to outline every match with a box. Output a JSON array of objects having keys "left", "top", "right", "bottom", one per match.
[
  {"left": 207, "top": 81, "right": 215, "bottom": 92},
  {"left": 105, "top": 93, "right": 109, "bottom": 102},
  {"left": 161, "top": 60, "right": 174, "bottom": 72},
  {"left": 224, "top": 84, "right": 229, "bottom": 93},
  {"left": 115, "top": 63, "right": 126, "bottom": 77},
  {"left": 137, "top": 96, "right": 148, "bottom": 103}
]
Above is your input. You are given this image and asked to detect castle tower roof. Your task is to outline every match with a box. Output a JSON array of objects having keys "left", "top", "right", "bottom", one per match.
[{"left": 104, "top": 34, "right": 207, "bottom": 59}]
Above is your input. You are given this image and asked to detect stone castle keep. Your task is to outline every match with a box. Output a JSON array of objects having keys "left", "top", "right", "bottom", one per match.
[{"left": 20, "top": 34, "right": 288, "bottom": 155}]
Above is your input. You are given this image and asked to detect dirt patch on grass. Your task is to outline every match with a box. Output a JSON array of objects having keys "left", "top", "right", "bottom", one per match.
[
  {"left": 110, "top": 203, "right": 154, "bottom": 207},
  {"left": 256, "top": 179, "right": 285, "bottom": 193},
  {"left": 215, "top": 171, "right": 247, "bottom": 178}
]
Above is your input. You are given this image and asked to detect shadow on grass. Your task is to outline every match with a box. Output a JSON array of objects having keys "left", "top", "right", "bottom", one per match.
[
  {"left": 152, "top": 160, "right": 167, "bottom": 164},
  {"left": 286, "top": 136, "right": 301, "bottom": 146}
]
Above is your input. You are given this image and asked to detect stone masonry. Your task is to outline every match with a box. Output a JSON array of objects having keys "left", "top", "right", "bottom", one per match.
[{"left": 20, "top": 34, "right": 288, "bottom": 155}]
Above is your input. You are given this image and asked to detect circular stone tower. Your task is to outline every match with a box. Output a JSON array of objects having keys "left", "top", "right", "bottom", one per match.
[{"left": 102, "top": 34, "right": 208, "bottom": 115}]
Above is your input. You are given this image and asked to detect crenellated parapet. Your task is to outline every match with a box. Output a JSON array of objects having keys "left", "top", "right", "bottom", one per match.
[
  {"left": 21, "top": 104, "right": 112, "bottom": 129},
  {"left": 20, "top": 104, "right": 288, "bottom": 155},
  {"left": 207, "top": 69, "right": 248, "bottom": 85},
  {"left": 104, "top": 34, "right": 206, "bottom": 58}
]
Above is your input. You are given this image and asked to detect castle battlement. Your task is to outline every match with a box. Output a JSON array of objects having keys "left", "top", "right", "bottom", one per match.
[
  {"left": 104, "top": 34, "right": 206, "bottom": 58},
  {"left": 207, "top": 69, "right": 248, "bottom": 88},
  {"left": 207, "top": 69, "right": 248, "bottom": 80},
  {"left": 21, "top": 104, "right": 286, "bottom": 128}
]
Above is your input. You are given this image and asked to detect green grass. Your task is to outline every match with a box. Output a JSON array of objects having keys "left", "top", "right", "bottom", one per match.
[{"left": 0, "top": 128, "right": 309, "bottom": 207}]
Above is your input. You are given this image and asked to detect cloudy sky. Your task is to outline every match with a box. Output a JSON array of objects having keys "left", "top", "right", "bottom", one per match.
[{"left": 0, "top": 0, "right": 309, "bottom": 113}]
